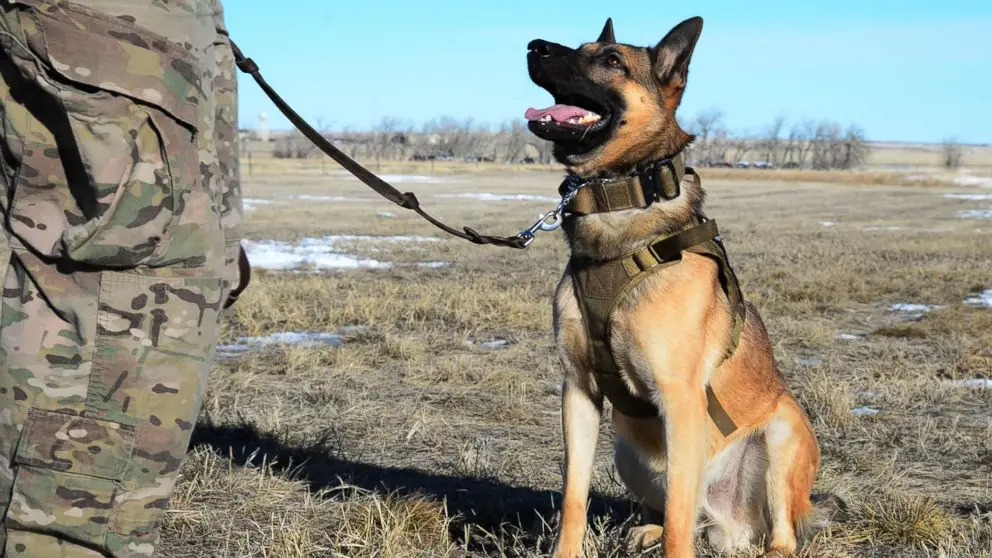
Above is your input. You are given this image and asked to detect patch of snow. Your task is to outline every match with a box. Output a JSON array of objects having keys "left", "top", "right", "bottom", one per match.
[
  {"left": 439, "top": 193, "right": 559, "bottom": 202},
  {"left": 237, "top": 331, "right": 348, "bottom": 347},
  {"left": 214, "top": 343, "right": 252, "bottom": 359},
  {"left": 964, "top": 289, "right": 992, "bottom": 309},
  {"left": 863, "top": 226, "right": 904, "bottom": 232},
  {"left": 215, "top": 328, "right": 365, "bottom": 359},
  {"left": 377, "top": 212, "right": 396, "bottom": 218},
  {"left": 947, "top": 379, "right": 992, "bottom": 389},
  {"left": 836, "top": 333, "right": 864, "bottom": 341},
  {"left": 289, "top": 194, "right": 369, "bottom": 202},
  {"left": 890, "top": 303, "right": 939, "bottom": 313},
  {"left": 852, "top": 407, "right": 880, "bottom": 417},
  {"left": 960, "top": 208, "right": 992, "bottom": 219},
  {"left": 243, "top": 235, "right": 446, "bottom": 271},
  {"left": 944, "top": 193, "right": 992, "bottom": 201},
  {"left": 243, "top": 198, "right": 277, "bottom": 211},
  {"left": 344, "top": 174, "right": 449, "bottom": 184},
  {"left": 326, "top": 235, "right": 441, "bottom": 243},
  {"left": 244, "top": 239, "right": 391, "bottom": 270},
  {"left": 953, "top": 174, "right": 992, "bottom": 188},
  {"left": 819, "top": 221, "right": 836, "bottom": 227},
  {"left": 796, "top": 358, "right": 824, "bottom": 366},
  {"left": 479, "top": 339, "right": 512, "bottom": 349},
  {"left": 417, "top": 261, "right": 451, "bottom": 269}
]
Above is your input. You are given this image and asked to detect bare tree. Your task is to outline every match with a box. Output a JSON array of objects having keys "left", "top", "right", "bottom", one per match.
[
  {"left": 502, "top": 120, "right": 529, "bottom": 163},
  {"left": 942, "top": 137, "right": 963, "bottom": 169},
  {"left": 730, "top": 133, "right": 751, "bottom": 165},
  {"left": 710, "top": 126, "right": 731, "bottom": 165},
  {"left": 371, "top": 116, "right": 403, "bottom": 171},
  {"left": 759, "top": 116, "right": 786, "bottom": 166},
  {"left": 837, "top": 124, "right": 870, "bottom": 170},
  {"left": 685, "top": 109, "right": 725, "bottom": 165}
]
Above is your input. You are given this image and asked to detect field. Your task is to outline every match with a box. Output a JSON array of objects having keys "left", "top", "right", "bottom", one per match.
[
  {"left": 2, "top": 155, "right": 990, "bottom": 556},
  {"left": 144, "top": 155, "right": 991, "bottom": 558}
]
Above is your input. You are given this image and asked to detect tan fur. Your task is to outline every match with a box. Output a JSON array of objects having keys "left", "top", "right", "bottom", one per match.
[{"left": 547, "top": 19, "right": 821, "bottom": 558}]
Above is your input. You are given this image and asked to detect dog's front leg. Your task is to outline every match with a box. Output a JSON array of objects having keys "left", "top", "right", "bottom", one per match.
[
  {"left": 552, "top": 376, "right": 603, "bottom": 558},
  {"left": 658, "top": 382, "right": 707, "bottom": 558}
]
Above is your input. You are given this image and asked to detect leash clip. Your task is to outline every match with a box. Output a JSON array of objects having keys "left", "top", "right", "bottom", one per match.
[{"left": 516, "top": 185, "right": 581, "bottom": 247}]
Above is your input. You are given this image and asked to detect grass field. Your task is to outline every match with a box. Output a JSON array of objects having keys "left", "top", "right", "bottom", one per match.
[
  {"left": 1, "top": 156, "right": 989, "bottom": 556},
  {"left": 147, "top": 156, "right": 992, "bottom": 557}
]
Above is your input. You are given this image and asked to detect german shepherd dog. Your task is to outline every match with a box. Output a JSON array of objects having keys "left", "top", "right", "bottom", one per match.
[{"left": 525, "top": 17, "right": 821, "bottom": 558}]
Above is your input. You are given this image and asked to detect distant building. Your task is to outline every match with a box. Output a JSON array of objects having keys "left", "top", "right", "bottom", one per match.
[{"left": 257, "top": 111, "right": 270, "bottom": 142}]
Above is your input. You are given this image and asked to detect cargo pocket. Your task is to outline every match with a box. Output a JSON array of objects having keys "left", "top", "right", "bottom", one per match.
[
  {"left": 87, "top": 271, "right": 224, "bottom": 428},
  {"left": 8, "top": 408, "right": 135, "bottom": 546},
  {"left": 3, "top": 1, "right": 204, "bottom": 267}
]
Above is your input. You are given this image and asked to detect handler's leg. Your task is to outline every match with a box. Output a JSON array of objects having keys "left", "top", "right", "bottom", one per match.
[{"left": 0, "top": 1, "right": 240, "bottom": 555}]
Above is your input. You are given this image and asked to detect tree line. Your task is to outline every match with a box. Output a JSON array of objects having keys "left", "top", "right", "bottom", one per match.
[{"left": 260, "top": 111, "right": 905, "bottom": 171}]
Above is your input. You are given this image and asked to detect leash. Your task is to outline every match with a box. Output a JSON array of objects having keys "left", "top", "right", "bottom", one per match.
[{"left": 228, "top": 39, "right": 571, "bottom": 250}]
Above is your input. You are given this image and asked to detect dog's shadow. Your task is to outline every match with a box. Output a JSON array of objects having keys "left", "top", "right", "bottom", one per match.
[{"left": 188, "top": 417, "right": 636, "bottom": 543}]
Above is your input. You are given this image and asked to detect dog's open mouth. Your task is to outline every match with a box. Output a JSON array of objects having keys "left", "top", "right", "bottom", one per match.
[{"left": 525, "top": 94, "right": 612, "bottom": 140}]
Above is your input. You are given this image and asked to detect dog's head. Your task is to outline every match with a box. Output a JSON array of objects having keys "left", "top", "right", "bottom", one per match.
[{"left": 526, "top": 17, "right": 702, "bottom": 177}]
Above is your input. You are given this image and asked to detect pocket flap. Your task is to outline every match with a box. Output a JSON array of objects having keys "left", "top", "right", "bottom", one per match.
[
  {"left": 20, "top": 0, "right": 200, "bottom": 128},
  {"left": 15, "top": 408, "right": 136, "bottom": 481}
]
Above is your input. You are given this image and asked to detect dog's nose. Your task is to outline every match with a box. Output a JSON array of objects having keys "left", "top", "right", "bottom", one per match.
[{"left": 528, "top": 39, "right": 553, "bottom": 56}]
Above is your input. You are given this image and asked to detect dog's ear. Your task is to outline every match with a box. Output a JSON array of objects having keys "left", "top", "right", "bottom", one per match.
[
  {"left": 650, "top": 17, "right": 703, "bottom": 97},
  {"left": 597, "top": 18, "right": 616, "bottom": 43}
]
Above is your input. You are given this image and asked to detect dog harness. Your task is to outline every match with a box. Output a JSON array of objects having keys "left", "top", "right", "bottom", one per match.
[{"left": 565, "top": 155, "right": 745, "bottom": 435}]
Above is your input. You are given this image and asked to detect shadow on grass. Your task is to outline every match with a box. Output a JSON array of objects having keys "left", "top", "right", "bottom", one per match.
[{"left": 189, "top": 416, "right": 636, "bottom": 541}]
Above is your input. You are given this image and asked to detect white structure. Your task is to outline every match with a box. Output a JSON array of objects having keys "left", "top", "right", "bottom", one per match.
[{"left": 257, "top": 111, "right": 270, "bottom": 142}]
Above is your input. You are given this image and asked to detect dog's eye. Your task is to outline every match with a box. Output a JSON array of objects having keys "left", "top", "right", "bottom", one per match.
[{"left": 606, "top": 54, "right": 623, "bottom": 69}]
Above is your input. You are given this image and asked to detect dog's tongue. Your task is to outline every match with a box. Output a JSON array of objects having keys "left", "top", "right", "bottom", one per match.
[{"left": 525, "top": 104, "right": 591, "bottom": 122}]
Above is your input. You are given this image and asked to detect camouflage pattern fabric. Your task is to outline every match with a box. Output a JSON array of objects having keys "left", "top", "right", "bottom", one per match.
[{"left": 0, "top": 0, "right": 242, "bottom": 555}]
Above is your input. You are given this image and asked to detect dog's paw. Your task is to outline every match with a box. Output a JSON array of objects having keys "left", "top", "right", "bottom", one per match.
[
  {"left": 626, "top": 524, "right": 664, "bottom": 553},
  {"left": 550, "top": 539, "right": 583, "bottom": 558}
]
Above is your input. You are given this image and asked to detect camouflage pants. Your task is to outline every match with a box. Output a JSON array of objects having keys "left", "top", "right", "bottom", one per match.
[{"left": 0, "top": 0, "right": 242, "bottom": 556}]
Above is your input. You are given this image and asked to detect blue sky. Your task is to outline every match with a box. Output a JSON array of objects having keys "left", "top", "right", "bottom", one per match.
[{"left": 225, "top": 0, "right": 991, "bottom": 143}]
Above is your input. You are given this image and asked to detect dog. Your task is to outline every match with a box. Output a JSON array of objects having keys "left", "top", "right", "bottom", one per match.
[{"left": 524, "top": 17, "right": 822, "bottom": 558}]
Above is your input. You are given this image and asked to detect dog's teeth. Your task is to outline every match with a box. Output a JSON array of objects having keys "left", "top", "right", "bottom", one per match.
[{"left": 540, "top": 115, "right": 553, "bottom": 122}]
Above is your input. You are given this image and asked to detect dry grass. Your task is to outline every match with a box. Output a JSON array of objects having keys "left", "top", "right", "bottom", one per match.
[
  {"left": 160, "top": 160, "right": 991, "bottom": 557},
  {"left": 694, "top": 168, "right": 960, "bottom": 188},
  {"left": 3, "top": 153, "right": 990, "bottom": 556}
]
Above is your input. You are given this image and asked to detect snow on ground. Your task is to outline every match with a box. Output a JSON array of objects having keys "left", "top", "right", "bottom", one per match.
[
  {"left": 243, "top": 198, "right": 279, "bottom": 211},
  {"left": 215, "top": 328, "right": 365, "bottom": 359},
  {"left": 243, "top": 235, "right": 446, "bottom": 271},
  {"left": 288, "top": 195, "right": 371, "bottom": 202},
  {"left": 959, "top": 208, "right": 992, "bottom": 219},
  {"left": 964, "top": 289, "right": 992, "bottom": 309},
  {"left": 852, "top": 407, "right": 880, "bottom": 417},
  {"left": 863, "top": 226, "right": 904, "bottom": 232},
  {"left": 944, "top": 193, "right": 992, "bottom": 201},
  {"left": 890, "top": 303, "right": 940, "bottom": 313},
  {"left": 953, "top": 174, "right": 992, "bottom": 188},
  {"left": 946, "top": 379, "right": 992, "bottom": 389},
  {"left": 836, "top": 333, "right": 865, "bottom": 341}
]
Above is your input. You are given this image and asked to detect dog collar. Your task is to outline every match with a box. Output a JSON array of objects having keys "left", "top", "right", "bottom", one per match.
[{"left": 561, "top": 154, "right": 687, "bottom": 217}]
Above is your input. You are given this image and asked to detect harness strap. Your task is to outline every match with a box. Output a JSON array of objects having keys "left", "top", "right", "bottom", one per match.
[
  {"left": 571, "top": 218, "right": 743, "bottom": 434},
  {"left": 566, "top": 155, "right": 686, "bottom": 217}
]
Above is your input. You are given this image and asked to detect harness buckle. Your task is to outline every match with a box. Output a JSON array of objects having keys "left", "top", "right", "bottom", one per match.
[{"left": 641, "top": 158, "right": 680, "bottom": 202}]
